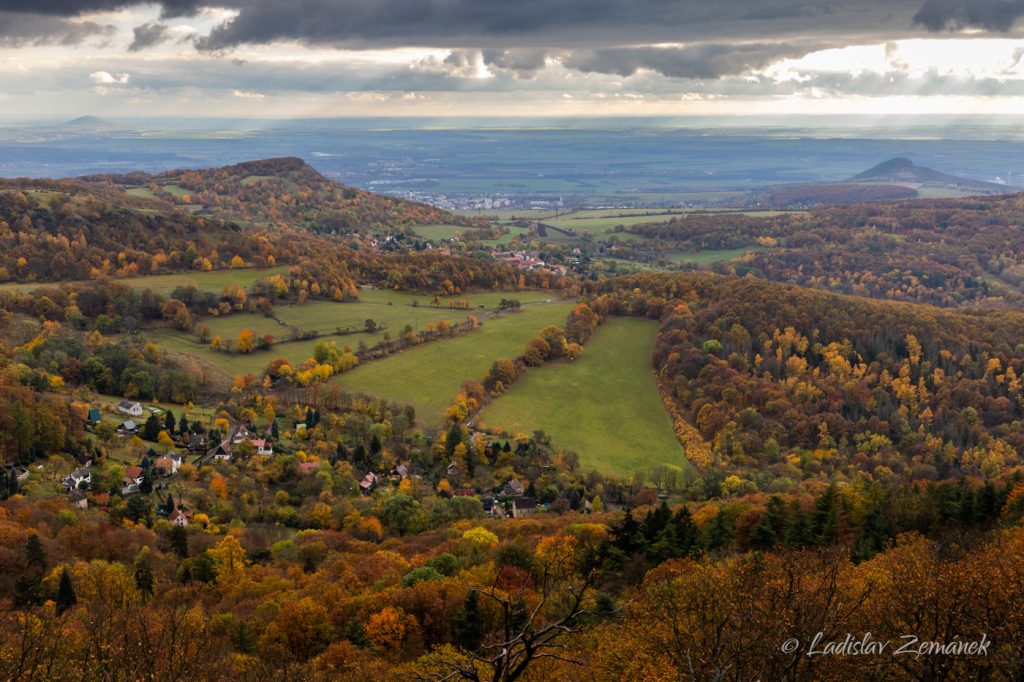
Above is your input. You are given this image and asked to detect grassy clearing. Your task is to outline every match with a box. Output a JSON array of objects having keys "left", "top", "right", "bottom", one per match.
[
  {"left": 545, "top": 212, "right": 683, "bottom": 234},
  {"left": 160, "top": 184, "right": 190, "bottom": 198},
  {"left": 93, "top": 393, "right": 217, "bottom": 420},
  {"left": 239, "top": 175, "right": 274, "bottom": 186},
  {"left": 481, "top": 226, "right": 532, "bottom": 245},
  {"left": 0, "top": 266, "right": 291, "bottom": 295},
  {"left": 151, "top": 289, "right": 560, "bottom": 379},
  {"left": 150, "top": 328, "right": 328, "bottom": 378},
  {"left": 337, "top": 301, "right": 575, "bottom": 426},
  {"left": 476, "top": 318, "right": 687, "bottom": 476},
  {"left": 411, "top": 224, "right": 468, "bottom": 241}
]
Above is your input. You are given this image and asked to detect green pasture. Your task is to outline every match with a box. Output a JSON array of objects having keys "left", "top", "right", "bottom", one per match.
[{"left": 475, "top": 318, "right": 687, "bottom": 476}]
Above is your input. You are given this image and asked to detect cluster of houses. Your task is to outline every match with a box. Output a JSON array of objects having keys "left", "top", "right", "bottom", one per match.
[
  {"left": 358, "top": 464, "right": 410, "bottom": 495},
  {"left": 449, "top": 478, "right": 539, "bottom": 518},
  {"left": 208, "top": 423, "right": 274, "bottom": 462},
  {"left": 355, "top": 460, "right": 542, "bottom": 519},
  {"left": 492, "top": 250, "right": 568, "bottom": 276}
]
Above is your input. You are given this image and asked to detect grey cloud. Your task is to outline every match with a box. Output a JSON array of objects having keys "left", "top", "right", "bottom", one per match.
[
  {"left": 482, "top": 48, "right": 549, "bottom": 74},
  {"left": 914, "top": 0, "right": 1024, "bottom": 31},
  {"left": 0, "top": 0, "right": 208, "bottom": 17},
  {"left": 6, "top": 0, "right": 1024, "bottom": 51},
  {"left": 562, "top": 43, "right": 821, "bottom": 79},
  {"left": 192, "top": 0, "right": 930, "bottom": 51},
  {"left": 0, "top": 1, "right": 133, "bottom": 14},
  {"left": 0, "top": 11, "right": 114, "bottom": 45},
  {"left": 128, "top": 22, "right": 170, "bottom": 51}
]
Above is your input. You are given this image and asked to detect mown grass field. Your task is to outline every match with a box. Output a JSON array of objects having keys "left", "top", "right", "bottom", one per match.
[
  {"left": 475, "top": 318, "right": 687, "bottom": 476},
  {"left": 411, "top": 224, "right": 469, "bottom": 241},
  {"left": 666, "top": 247, "right": 764, "bottom": 264},
  {"left": 337, "top": 300, "right": 575, "bottom": 425},
  {"left": 161, "top": 184, "right": 190, "bottom": 198},
  {"left": 545, "top": 212, "right": 684, "bottom": 233},
  {"left": 481, "top": 226, "right": 532, "bottom": 245},
  {"left": 150, "top": 328, "right": 313, "bottom": 376},
  {"left": 151, "top": 289, "right": 560, "bottom": 378},
  {"left": 0, "top": 265, "right": 290, "bottom": 295}
]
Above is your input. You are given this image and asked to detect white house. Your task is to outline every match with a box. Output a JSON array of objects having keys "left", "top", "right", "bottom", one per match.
[
  {"left": 210, "top": 440, "right": 233, "bottom": 461},
  {"left": 121, "top": 465, "right": 144, "bottom": 495},
  {"left": 250, "top": 438, "right": 273, "bottom": 456},
  {"left": 62, "top": 466, "right": 91, "bottom": 492},
  {"left": 168, "top": 509, "right": 190, "bottom": 527},
  {"left": 117, "top": 400, "right": 144, "bottom": 417},
  {"left": 154, "top": 455, "right": 181, "bottom": 476}
]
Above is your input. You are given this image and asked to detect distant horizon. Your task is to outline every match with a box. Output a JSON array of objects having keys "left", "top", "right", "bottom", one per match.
[{"left": 8, "top": 112, "right": 1024, "bottom": 130}]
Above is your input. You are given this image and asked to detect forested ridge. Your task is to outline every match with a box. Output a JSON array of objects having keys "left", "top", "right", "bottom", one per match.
[
  {"left": 631, "top": 193, "right": 1024, "bottom": 308},
  {"left": 83, "top": 157, "right": 473, "bottom": 233}
]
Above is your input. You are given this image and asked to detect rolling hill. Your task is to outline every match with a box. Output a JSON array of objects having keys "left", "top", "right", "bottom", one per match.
[
  {"left": 850, "top": 157, "right": 1005, "bottom": 192},
  {"left": 81, "top": 156, "right": 473, "bottom": 233},
  {"left": 734, "top": 157, "right": 1009, "bottom": 208}
]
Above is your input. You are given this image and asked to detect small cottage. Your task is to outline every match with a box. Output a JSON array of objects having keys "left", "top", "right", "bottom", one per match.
[{"left": 117, "top": 400, "right": 143, "bottom": 417}]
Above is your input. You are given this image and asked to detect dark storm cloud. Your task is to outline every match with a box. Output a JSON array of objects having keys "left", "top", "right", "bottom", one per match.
[
  {"left": 562, "top": 43, "right": 822, "bottom": 79},
  {"left": 0, "top": 1, "right": 129, "bottom": 13},
  {"left": 0, "top": 0, "right": 206, "bottom": 16},
  {"left": 192, "top": 0, "right": 931, "bottom": 51},
  {"left": 5, "top": 0, "right": 1024, "bottom": 85},
  {"left": 6, "top": 0, "right": 1024, "bottom": 47},
  {"left": 0, "top": 11, "right": 113, "bottom": 45},
  {"left": 128, "top": 22, "right": 170, "bottom": 51},
  {"left": 913, "top": 0, "right": 1024, "bottom": 32}
]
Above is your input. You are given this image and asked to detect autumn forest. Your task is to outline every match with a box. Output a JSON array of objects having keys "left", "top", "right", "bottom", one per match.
[{"left": 0, "top": 156, "right": 1022, "bottom": 682}]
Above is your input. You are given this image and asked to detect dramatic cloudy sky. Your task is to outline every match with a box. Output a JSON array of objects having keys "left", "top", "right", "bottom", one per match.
[{"left": 5, "top": 0, "right": 1024, "bottom": 118}]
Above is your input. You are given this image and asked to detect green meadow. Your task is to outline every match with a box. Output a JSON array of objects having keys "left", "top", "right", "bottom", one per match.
[
  {"left": 336, "top": 301, "right": 575, "bottom": 425},
  {"left": 411, "top": 224, "right": 470, "bottom": 240},
  {"left": 544, "top": 212, "right": 684, "bottom": 234},
  {"left": 475, "top": 317, "right": 686, "bottom": 476},
  {"left": 150, "top": 288, "right": 561, "bottom": 379},
  {"left": 0, "top": 266, "right": 290, "bottom": 296}
]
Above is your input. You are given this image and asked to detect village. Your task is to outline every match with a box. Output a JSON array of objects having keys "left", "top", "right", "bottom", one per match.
[{"left": 38, "top": 396, "right": 572, "bottom": 527}]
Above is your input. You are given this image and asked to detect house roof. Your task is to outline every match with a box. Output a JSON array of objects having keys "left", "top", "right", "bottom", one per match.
[
  {"left": 503, "top": 479, "right": 525, "bottom": 494},
  {"left": 298, "top": 461, "right": 320, "bottom": 475},
  {"left": 514, "top": 497, "right": 537, "bottom": 509},
  {"left": 68, "top": 490, "right": 87, "bottom": 502},
  {"left": 121, "top": 420, "right": 137, "bottom": 430},
  {"left": 154, "top": 457, "right": 174, "bottom": 469},
  {"left": 118, "top": 400, "right": 133, "bottom": 408},
  {"left": 124, "top": 466, "right": 143, "bottom": 479}
]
